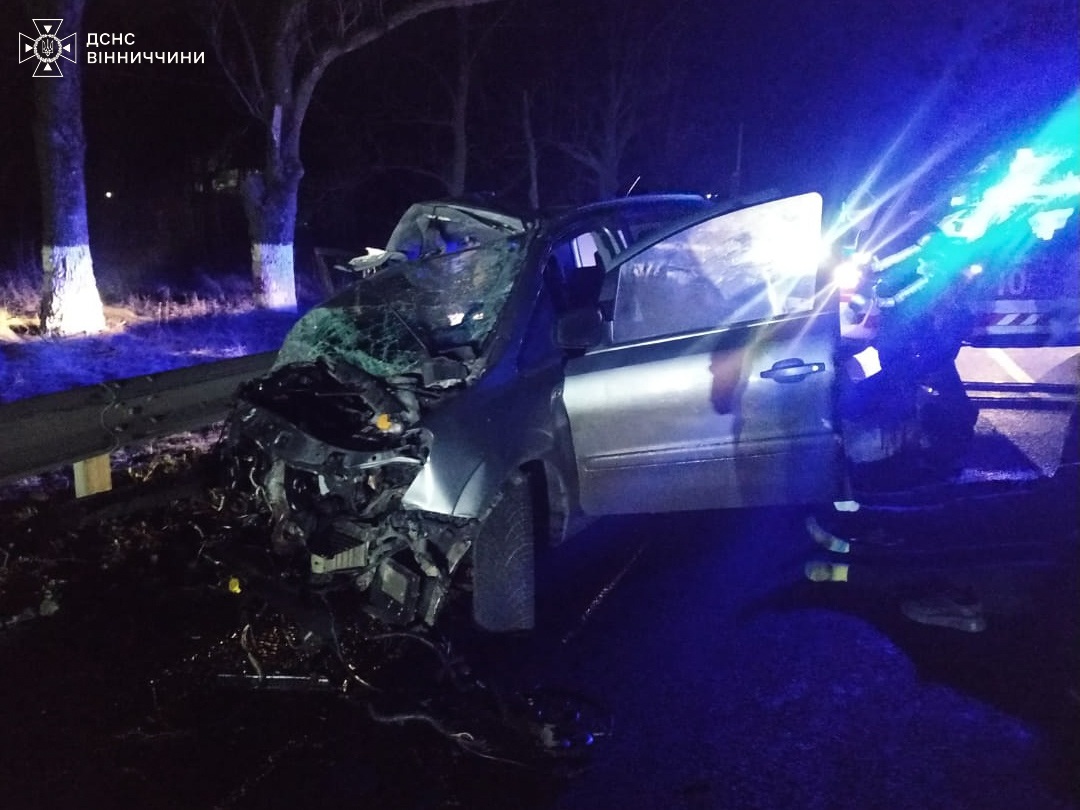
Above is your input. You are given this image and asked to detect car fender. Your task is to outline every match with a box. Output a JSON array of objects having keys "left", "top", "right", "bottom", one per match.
[
  {"left": 402, "top": 365, "right": 568, "bottom": 516},
  {"left": 400, "top": 418, "right": 550, "bottom": 518}
]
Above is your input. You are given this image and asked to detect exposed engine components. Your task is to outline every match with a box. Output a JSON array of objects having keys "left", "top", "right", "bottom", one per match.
[{"left": 221, "top": 358, "right": 475, "bottom": 627}]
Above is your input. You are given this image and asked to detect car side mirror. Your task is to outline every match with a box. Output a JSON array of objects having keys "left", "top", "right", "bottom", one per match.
[{"left": 556, "top": 307, "right": 604, "bottom": 350}]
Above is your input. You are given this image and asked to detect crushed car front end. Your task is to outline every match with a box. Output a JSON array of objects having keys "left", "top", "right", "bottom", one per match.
[{"left": 220, "top": 207, "right": 533, "bottom": 627}]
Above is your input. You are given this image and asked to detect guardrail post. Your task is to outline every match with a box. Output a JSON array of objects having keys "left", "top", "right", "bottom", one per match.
[{"left": 74, "top": 454, "right": 113, "bottom": 498}]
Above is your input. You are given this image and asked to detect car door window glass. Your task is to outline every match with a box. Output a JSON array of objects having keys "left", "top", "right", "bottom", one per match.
[
  {"left": 612, "top": 193, "right": 822, "bottom": 343},
  {"left": 571, "top": 232, "right": 600, "bottom": 267}
]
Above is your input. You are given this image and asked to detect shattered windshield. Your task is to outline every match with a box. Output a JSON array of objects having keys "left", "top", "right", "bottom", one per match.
[{"left": 275, "top": 235, "right": 528, "bottom": 378}]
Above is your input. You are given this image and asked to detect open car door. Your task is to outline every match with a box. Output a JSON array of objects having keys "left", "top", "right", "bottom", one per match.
[{"left": 563, "top": 193, "right": 846, "bottom": 515}]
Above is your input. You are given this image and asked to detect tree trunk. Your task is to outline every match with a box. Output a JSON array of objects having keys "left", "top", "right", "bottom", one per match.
[
  {"left": 522, "top": 91, "right": 539, "bottom": 208},
  {"left": 31, "top": 0, "right": 106, "bottom": 336},
  {"left": 448, "top": 78, "right": 469, "bottom": 197},
  {"left": 447, "top": 7, "right": 471, "bottom": 198},
  {"left": 241, "top": 164, "right": 300, "bottom": 312},
  {"left": 596, "top": 155, "right": 620, "bottom": 199},
  {"left": 596, "top": 107, "right": 622, "bottom": 198}
]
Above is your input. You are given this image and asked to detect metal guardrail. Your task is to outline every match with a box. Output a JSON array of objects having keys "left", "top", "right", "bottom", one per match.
[
  {"left": 963, "top": 381, "right": 1078, "bottom": 396},
  {"left": 2, "top": 357, "right": 1073, "bottom": 489},
  {"left": 0, "top": 351, "right": 276, "bottom": 485},
  {"left": 964, "top": 379, "right": 1079, "bottom": 411}
]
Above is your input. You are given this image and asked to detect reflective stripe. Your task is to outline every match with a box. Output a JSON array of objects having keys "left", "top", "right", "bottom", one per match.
[
  {"left": 979, "top": 324, "right": 1056, "bottom": 334},
  {"left": 972, "top": 298, "right": 1076, "bottom": 313}
]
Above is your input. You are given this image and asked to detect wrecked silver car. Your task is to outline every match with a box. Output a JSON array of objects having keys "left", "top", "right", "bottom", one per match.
[
  {"left": 227, "top": 193, "right": 984, "bottom": 635},
  {"left": 223, "top": 197, "right": 714, "bottom": 632}
]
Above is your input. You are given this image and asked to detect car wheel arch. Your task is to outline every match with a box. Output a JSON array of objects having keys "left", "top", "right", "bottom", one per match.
[
  {"left": 470, "top": 468, "right": 538, "bottom": 632},
  {"left": 463, "top": 456, "right": 575, "bottom": 633}
]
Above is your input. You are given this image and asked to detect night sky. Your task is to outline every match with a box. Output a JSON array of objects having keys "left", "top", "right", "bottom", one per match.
[{"left": 1, "top": 0, "right": 1076, "bottom": 273}]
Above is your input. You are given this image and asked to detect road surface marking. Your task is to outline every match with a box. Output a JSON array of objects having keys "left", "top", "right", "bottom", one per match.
[{"left": 987, "top": 347, "right": 1034, "bottom": 384}]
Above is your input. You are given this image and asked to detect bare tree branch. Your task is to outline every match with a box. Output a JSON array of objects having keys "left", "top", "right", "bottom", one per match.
[
  {"left": 552, "top": 141, "right": 606, "bottom": 178},
  {"left": 466, "top": 0, "right": 519, "bottom": 69},
  {"left": 208, "top": 0, "right": 265, "bottom": 120},
  {"left": 374, "top": 163, "right": 453, "bottom": 188},
  {"left": 335, "top": 0, "right": 502, "bottom": 59}
]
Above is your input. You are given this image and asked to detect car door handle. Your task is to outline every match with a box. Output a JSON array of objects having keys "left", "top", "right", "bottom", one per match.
[{"left": 760, "top": 358, "right": 826, "bottom": 383}]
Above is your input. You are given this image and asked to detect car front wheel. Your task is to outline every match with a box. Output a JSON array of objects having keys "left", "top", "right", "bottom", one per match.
[{"left": 470, "top": 472, "right": 537, "bottom": 633}]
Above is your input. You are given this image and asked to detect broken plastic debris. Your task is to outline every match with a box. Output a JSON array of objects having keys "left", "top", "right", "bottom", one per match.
[{"left": 513, "top": 688, "right": 610, "bottom": 757}]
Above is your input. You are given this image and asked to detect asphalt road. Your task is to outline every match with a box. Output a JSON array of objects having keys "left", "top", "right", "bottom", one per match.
[
  {"left": 515, "top": 502, "right": 1077, "bottom": 810},
  {"left": 956, "top": 346, "right": 1077, "bottom": 476}
]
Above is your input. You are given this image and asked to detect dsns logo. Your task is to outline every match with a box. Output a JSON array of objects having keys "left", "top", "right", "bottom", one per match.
[{"left": 19, "top": 19, "right": 77, "bottom": 77}]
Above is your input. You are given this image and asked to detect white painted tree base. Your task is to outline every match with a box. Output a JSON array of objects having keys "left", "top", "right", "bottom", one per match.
[
  {"left": 41, "top": 243, "right": 107, "bottom": 335},
  {"left": 251, "top": 242, "right": 298, "bottom": 311}
]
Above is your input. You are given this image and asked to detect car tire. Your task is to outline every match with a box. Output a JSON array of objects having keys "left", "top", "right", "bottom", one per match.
[{"left": 471, "top": 472, "right": 537, "bottom": 633}]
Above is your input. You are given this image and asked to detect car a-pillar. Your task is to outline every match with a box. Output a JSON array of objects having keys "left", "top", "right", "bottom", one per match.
[{"left": 470, "top": 470, "right": 539, "bottom": 633}]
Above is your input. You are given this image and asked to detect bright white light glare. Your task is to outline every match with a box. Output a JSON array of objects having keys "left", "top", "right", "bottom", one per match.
[
  {"left": 950, "top": 195, "right": 967, "bottom": 206},
  {"left": 1029, "top": 207, "right": 1074, "bottom": 240},
  {"left": 815, "top": 239, "right": 834, "bottom": 267},
  {"left": 951, "top": 148, "right": 1075, "bottom": 242},
  {"left": 104, "top": 191, "right": 113, "bottom": 199},
  {"left": 834, "top": 260, "right": 864, "bottom": 291},
  {"left": 966, "top": 263, "right": 984, "bottom": 277},
  {"left": 447, "top": 312, "right": 465, "bottom": 326}
]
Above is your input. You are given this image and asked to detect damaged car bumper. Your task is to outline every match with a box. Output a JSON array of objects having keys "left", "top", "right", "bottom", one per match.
[{"left": 224, "top": 361, "right": 477, "bottom": 627}]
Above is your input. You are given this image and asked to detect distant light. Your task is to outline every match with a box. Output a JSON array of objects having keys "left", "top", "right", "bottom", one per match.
[
  {"left": 964, "top": 264, "right": 984, "bottom": 279},
  {"left": 705, "top": 193, "right": 713, "bottom": 199},
  {"left": 950, "top": 195, "right": 967, "bottom": 207},
  {"left": 1029, "top": 207, "right": 1074, "bottom": 240},
  {"left": 104, "top": 191, "right": 113, "bottom": 199},
  {"left": 948, "top": 145, "right": 1079, "bottom": 242}
]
